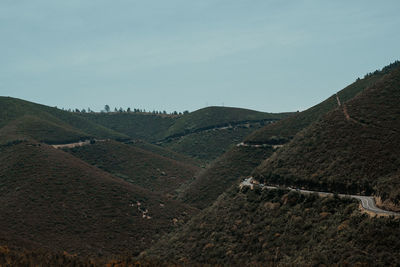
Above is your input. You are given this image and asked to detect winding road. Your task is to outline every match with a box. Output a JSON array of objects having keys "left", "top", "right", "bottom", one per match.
[{"left": 240, "top": 178, "right": 400, "bottom": 217}]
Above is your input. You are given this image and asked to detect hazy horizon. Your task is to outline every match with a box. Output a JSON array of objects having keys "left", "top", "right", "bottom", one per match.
[{"left": 1, "top": 0, "right": 399, "bottom": 113}]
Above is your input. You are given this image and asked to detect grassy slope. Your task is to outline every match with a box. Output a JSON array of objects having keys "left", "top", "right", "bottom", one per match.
[
  {"left": 143, "top": 187, "right": 400, "bottom": 266},
  {"left": 0, "top": 141, "right": 196, "bottom": 257},
  {"left": 254, "top": 65, "right": 400, "bottom": 207},
  {"left": 164, "top": 106, "right": 290, "bottom": 138},
  {"left": 0, "top": 97, "right": 127, "bottom": 144},
  {"left": 79, "top": 112, "right": 176, "bottom": 142},
  {"left": 178, "top": 146, "right": 274, "bottom": 209},
  {"left": 245, "top": 65, "right": 395, "bottom": 144},
  {"left": 64, "top": 140, "right": 200, "bottom": 195}
]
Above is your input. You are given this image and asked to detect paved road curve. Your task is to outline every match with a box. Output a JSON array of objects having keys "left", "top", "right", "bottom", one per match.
[{"left": 240, "top": 178, "right": 400, "bottom": 216}]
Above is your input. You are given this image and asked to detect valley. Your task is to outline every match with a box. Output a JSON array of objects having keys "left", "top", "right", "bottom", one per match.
[{"left": 0, "top": 61, "right": 399, "bottom": 266}]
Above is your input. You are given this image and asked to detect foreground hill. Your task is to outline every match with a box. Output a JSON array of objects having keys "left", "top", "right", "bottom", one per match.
[
  {"left": 245, "top": 61, "right": 400, "bottom": 145},
  {"left": 0, "top": 141, "right": 196, "bottom": 257},
  {"left": 0, "top": 97, "right": 127, "bottom": 144},
  {"left": 64, "top": 140, "right": 200, "bottom": 195},
  {"left": 254, "top": 64, "right": 400, "bottom": 209},
  {"left": 143, "top": 186, "right": 400, "bottom": 265}
]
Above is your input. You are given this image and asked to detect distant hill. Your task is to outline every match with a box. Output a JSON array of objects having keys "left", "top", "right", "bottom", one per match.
[
  {"left": 178, "top": 146, "right": 274, "bottom": 209},
  {"left": 253, "top": 63, "right": 400, "bottom": 209},
  {"left": 245, "top": 61, "right": 400, "bottom": 145},
  {"left": 163, "top": 106, "right": 290, "bottom": 139},
  {"left": 79, "top": 112, "right": 176, "bottom": 142},
  {"left": 80, "top": 106, "right": 290, "bottom": 162},
  {"left": 0, "top": 141, "right": 196, "bottom": 257},
  {"left": 128, "top": 139, "right": 201, "bottom": 167},
  {"left": 64, "top": 140, "right": 200, "bottom": 195},
  {"left": 159, "top": 120, "right": 269, "bottom": 162},
  {"left": 0, "top": 97, "right": 127, "bottom": 144},
  {"left": 143, "top": 186, "right": 400, "bottom": 265}
]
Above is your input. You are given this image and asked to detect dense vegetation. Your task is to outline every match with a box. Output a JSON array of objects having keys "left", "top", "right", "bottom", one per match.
[
  {"left": 254, "top": 64, "right": 400, "bottom": 209},
  {"left": 143, "top": 187, "right": 400, "bottom": 266},
  {"left": 179, "top": 145, "right": 274, "bottom": 209},
  {"left": 0, "top": 141, "right": 196, "bottom": 257},
  {"left": 65, "top": 140, "right": 200, "bottom": 195}
]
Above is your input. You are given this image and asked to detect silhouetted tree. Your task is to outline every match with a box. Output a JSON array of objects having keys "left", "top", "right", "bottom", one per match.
[{"left": 104, "top": 105, "right": 110, "bottom": 112}]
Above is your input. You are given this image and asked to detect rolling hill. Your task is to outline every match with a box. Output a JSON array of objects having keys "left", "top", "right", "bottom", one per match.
[
  {"left": 253, "top": 63, "right": 400, "bottom": 210},
  {"left": 0, "top": 97, "right": 128, "bottom": 144},
  {"left": 0, "top": 141, "right": 197, "bottom": 257},
  {"left": 79, "top": 106, "right": 290, "bottom": 162},
  {"left": 159, "top": 120, "right": 269, "bottom": 162},
  {"left": 79, "top": 112, "right": 177, "bottom": 142},
  {"left": 176, "top": 64, "right": 398, "bottom": 209},
  {"left": 245, "top": 61, "right": 400, "bottom": 145},
  {"left": 162, "top": 106, "right": 290, "bottom": 139},
  {"left": 64, "top": 140, "right": 200, "bottom": 195}
]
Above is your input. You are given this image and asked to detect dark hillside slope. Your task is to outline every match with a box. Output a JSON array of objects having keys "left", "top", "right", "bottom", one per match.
[
  {"left": 143, "top": 187, "right": 400, "bottom": 266},
  {"left": 0, "top": 141, "right": 196, "bottom": 257},
  {"left": 254, "top": 65, "right": 400, "bottom": 208},
  {"left": 0, "top": 97, "right": 127, "bottom": 144},
  {"left": 245, "top": 61, "right": 400, "bottom": 144},
  {"left": 178, "top": 146, "right": 274, "bottom": 209},
  {"left": 65, "top": 140, "right": 200, "bottom": 195}
]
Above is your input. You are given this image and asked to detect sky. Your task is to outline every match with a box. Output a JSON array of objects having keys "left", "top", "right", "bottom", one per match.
[{"left": 1, "top": 0, "right": 400, "bottom": 113}]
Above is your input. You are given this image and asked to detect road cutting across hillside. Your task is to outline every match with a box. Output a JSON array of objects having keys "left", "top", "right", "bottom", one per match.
[
  {"left": 240, "top": 177, "right": 400, "bottom": 217},
  {"left": 236, "top": 142, "right": 284, "bottom": 149},
  {"left": 52, "top": 139, "right": 107, "bottom": 149}
]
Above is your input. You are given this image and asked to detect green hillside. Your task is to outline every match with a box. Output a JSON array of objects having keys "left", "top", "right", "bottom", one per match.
[
  {"left": 64, "top": 140, "right": 200, "bottom": 195},
  {"left": 253, "top": 64, "right": 400, "bottom": 209},
  {"left": 0, "top": 97, "right": 128, "bottom": 144},
  {"left": 143, "top": 186, "right": 400, "bottom": 265},
  {"left": 245, "top": 61, "right": 400, "bottom": 145},
  {"left": 79, "top": 112, "right": 176, "bottom": 142},
  {"left": 0, "top": 141, "right": 196, "bottom": 257}
]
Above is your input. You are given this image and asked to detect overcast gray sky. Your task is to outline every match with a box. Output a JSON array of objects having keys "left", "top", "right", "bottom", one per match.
[{"left": 1, "top": 0, "right": 399, "bottom": 112}]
